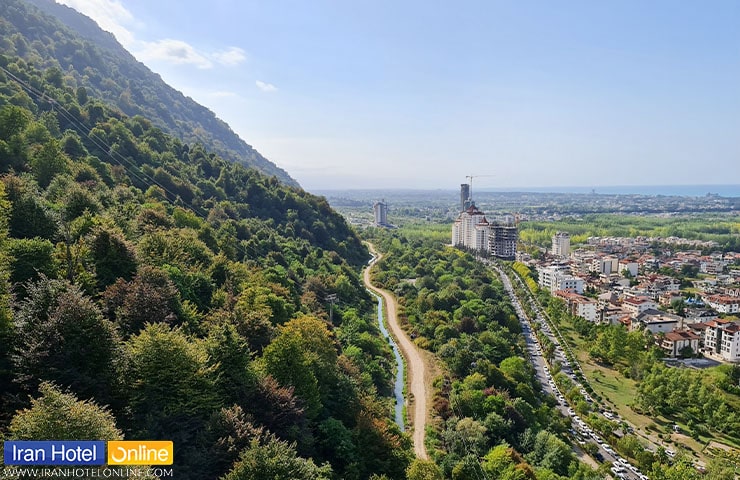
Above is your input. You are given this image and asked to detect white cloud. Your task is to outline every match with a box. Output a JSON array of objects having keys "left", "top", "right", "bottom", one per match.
[
  {"left": 55, "top": 0, "right": 247, "bottom": 71},
  {"left": 213, "top": 47, "right": 247, "bottom": 67},
  {"left": 56, "top": 0, "right": 137, "bottom": 47},
  {"left": 256, "top": 80, "right": 278, "bottom": 93},
  {"left": 136, "top": 39, "right": 213, "bottom": 69}
]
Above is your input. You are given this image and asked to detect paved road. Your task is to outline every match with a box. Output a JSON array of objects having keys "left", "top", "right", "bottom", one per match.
[
  {"left": 491, "top": 263, "right": 648, "bottom": 480},
  {"left": 364, "top": 244, "right": 429, "bottom": 460}
]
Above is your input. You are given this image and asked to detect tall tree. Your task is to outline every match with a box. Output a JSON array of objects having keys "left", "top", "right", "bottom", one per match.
[
  {"left": 221, "top": 434, "right": 332, "bottom": 480},
  {"left": 125, "top": 323, "right": 218, "bottom": 473},
  {"left": 102, "top": 266, "right": 182, "bottom": 336},
  {"left": 30, "top": 138, "right": 69, "bottom": 188},
  {"left": 261, "top": 315, "right": 338, "bottom": 419},
  {"left": 406, "top": 459, "right": 445, "bottom": 480},
  {"left": 205, "top": 323, "right": 257, "bottom": 407},
  {"left": 12, "top": 278, "right": 123, "bottom": 409},
  {"left": 89, "top": 226, "right": 137, "bottom": 289},
  {"left": 8, "top": 382, "right": 121, "bottom": 441}
]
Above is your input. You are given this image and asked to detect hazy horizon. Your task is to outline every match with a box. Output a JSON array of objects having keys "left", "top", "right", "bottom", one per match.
[{"left": 314, "top": 183, "right": 740, "bottom": 197}]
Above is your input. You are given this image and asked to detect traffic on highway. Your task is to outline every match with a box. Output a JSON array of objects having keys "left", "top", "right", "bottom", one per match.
[{"left": 492, "top": 263, "right": 651, "bottom": 480}]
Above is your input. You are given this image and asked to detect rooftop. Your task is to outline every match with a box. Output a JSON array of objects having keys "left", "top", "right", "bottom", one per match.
[{"left": 664, "top": 330, "right": 700, "bottom": 342}]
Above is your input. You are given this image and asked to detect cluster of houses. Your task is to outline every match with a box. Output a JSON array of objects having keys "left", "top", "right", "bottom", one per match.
[{"left": 518, "top": 232, "right": 740, "bottom": 363}]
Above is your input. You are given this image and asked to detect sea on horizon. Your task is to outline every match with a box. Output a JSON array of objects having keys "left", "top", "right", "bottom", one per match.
[{"left": 492, "top": 184, "right": 740, "bottom": 197}]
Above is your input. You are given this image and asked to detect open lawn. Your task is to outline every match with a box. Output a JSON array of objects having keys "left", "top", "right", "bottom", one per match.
[
  {"left": 520, "top": 272, "right": 740, "bottom": 466},
  {"left": 578, "top": 356, "right": 719, "bottom": 463},
  {"left": 551, "top": 313, "right": 740, "bottom": 463},
  {"left": 579, "top": 360, "right": 640, "bottom": 421}
]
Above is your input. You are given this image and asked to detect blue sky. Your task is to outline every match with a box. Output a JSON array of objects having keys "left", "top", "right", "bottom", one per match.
[{"left": 57, "top": 0, "right": 740, "bottom": 191}]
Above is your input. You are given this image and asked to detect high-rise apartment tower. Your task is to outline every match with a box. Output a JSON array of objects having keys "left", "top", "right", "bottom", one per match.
[
  {"left": 374, "top": 200, "right": 388, "bottom": 226},
  {"left": 552, "top": 232, "right": 571, "bottom": 258}
]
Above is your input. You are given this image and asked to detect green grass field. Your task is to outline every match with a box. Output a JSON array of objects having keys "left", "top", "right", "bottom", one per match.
[{"left": 558, "top": 314, "right": 740, "bottom": 462}]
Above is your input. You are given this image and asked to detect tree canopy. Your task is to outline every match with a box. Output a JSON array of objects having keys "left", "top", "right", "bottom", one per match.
[{"left": 0, "top": 15, "right": 408, "bottom": 478}]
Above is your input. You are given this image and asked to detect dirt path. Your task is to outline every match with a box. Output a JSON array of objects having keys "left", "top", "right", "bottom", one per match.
[{"left": 364, "top": 244, "right": 429, "bottom": 460}]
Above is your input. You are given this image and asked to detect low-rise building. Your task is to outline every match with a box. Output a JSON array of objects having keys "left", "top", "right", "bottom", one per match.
[
  {"left": 703, "top": 294, "right": 740, "bottom": 314},
  {"left": 644, "top": 275, "right": 681, "bottom": 297},
  {"left": 538, "top": 265, "right": 585, "bottom": 294},
  {"left": 659, "top": 292, "right": 684, "bottom": 307},
  {"left": 704, "top": 319, "right": 740, "bottom": 362},
  {"left": 686, "top": 322, "right": 711, "bottom": 345},
  {"left": 661, "top": 330, "right": 701, "bottom": 357},
  {"left": 555, "top": 290, "right": 598, "bottom": 322},
  {"left": 633, "top": 309, "right": 681, "bottom": 334},
  {"left": 619, "top": 260, "right": 639, "bottom": 278},
  {"left": 684, "top": 308, "right": 717, "bottom": 324},
  {"left": 603, "top": 307, "right": 629, "bottom": 325},
  {"left": 622, "top": 296, "right": 659, "bottom": 317},
  {"left": 700, "top": 255, "right": 728, "bottom": 274}
]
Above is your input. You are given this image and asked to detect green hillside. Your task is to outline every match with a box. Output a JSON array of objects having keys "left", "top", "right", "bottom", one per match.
[
  {"left": 0, "top": 42, "right": 412, "bottom": 479},
  {"left": 0, "top": 0, "right": 298, "bottom": 186}
]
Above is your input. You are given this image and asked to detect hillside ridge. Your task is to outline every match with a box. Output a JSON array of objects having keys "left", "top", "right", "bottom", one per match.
[{"left": 3, "top": 0, "right": 298, "bottom": 186}]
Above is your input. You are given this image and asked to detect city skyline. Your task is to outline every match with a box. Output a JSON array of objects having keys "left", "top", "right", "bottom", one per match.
[{"left": 56, "top": 0, "right": 740, "bottom": 192}]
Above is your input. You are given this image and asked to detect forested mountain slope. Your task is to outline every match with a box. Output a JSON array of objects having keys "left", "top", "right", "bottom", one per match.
[
  {"left": 0, "top": 49, "right": 412, "bottom": 479},
  {"left": 0, "top": 0, "right": 297, "bottom": 186}
]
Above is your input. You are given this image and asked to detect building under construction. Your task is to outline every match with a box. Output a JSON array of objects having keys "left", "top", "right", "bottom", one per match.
[
  {"left": 490, "top": 221, "right": 518, "bottom": 260},
  {"left": 460, "top": 183, "right": 472, "bottom": 212},
  {"left": 452, "top": 181, "right": 517, "bottom": 260}
]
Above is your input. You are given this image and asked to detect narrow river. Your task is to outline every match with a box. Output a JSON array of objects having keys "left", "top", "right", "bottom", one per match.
[
  {"left": 364, "top": 245, "right": 428, "bottom": 458},
  {"left": 368, "top": 288, "right": 405, "bottom": 431}
]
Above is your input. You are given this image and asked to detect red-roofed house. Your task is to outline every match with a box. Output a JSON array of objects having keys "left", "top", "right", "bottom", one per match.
[
  {"left": 555, "top": 290, "right": 598, "bottom": 323},
  {"left": 703, "top": 294, "right": 740, "bottom": 314},
  {"left": 661, "top": 330, "right": 701, "bottom": 358}
]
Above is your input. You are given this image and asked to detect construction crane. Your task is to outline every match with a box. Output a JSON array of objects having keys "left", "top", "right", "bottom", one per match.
[{"left": 465, "top": 174, "right": 494, "bottom": 204}]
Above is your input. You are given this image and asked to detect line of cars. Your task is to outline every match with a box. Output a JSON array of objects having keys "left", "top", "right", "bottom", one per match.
[{"left": 497, "top": 266, "right": 650, "bottom": 480}]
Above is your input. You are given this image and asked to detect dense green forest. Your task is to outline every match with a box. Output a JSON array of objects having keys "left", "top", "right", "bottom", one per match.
[
  {"left": 518, "top": 214, "right": 740, "bottom": 252},
  {"left": 0, "top": 44, "right": 416, "bottom": 478},
  {"left": 364, "top": 230, "right": 604, "bottom": 479},
  {"left": 0, "top": 0, "right": 296, "bottom": 185}
]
